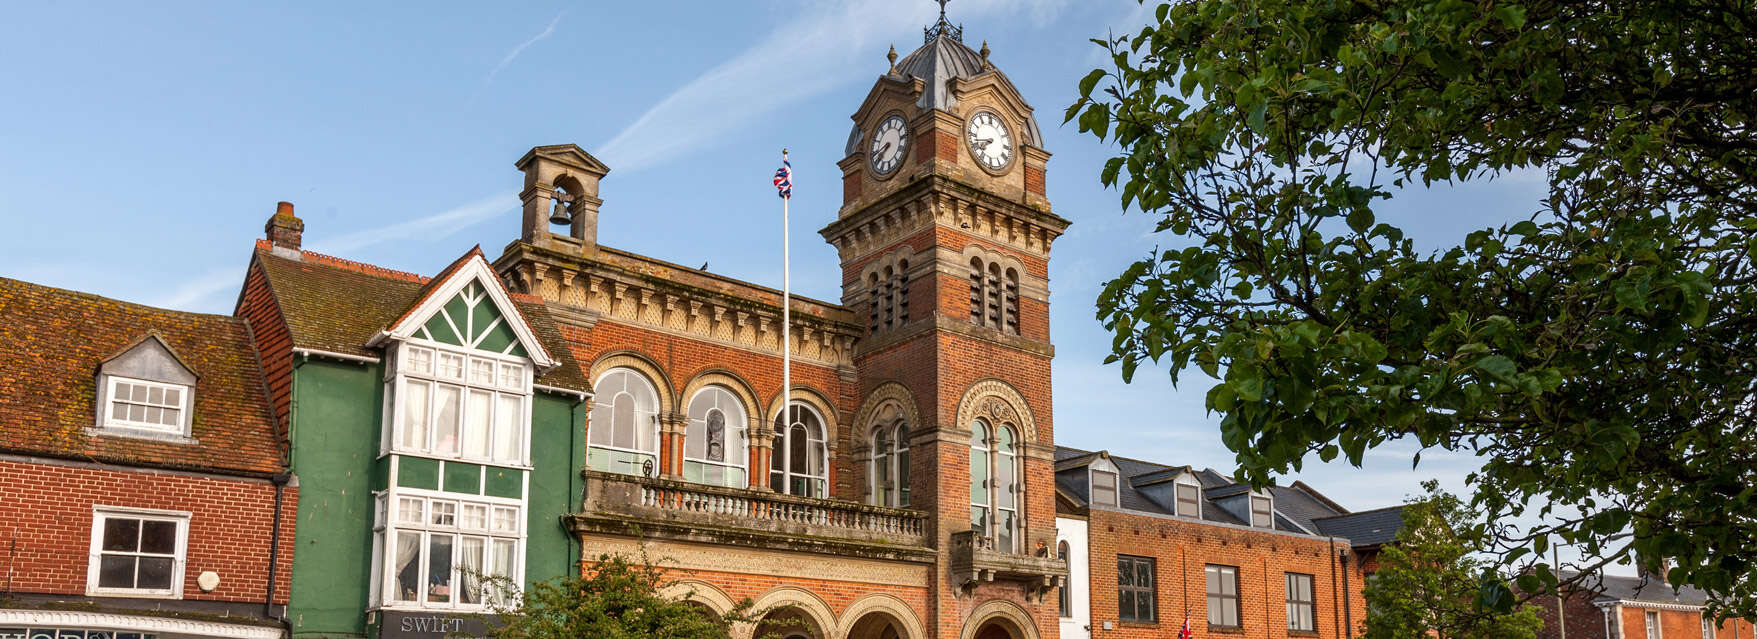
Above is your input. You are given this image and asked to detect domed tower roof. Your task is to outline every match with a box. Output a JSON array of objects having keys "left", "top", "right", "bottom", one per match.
[{"left": 844, "top": 26, "right": 1044, "bottom": 156}]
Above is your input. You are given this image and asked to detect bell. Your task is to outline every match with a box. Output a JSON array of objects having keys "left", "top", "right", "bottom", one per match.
[{"left": 548, "top": 201, "right": 573, "bottom": 226}]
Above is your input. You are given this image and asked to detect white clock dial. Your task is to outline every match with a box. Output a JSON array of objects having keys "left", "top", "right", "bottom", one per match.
[
  {"left": 869, "top": 114, "right": 908, "bottom": 175},
  {"left": 966, "top": 111, "right": 1013, "bottom": 171}
]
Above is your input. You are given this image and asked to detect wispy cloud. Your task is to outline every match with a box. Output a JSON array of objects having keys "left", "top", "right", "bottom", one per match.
[
  {"left": 596, "top": 0, "right": 1096, "bottom": 173},
  {"left": 151, "top": 193, "right": 518, "bottom": 312},
  {"left": 486, "top": 11, "right": 564, "bottom": 86},
  {"left": 307, "top": 192, "right": 516, "bottom": 255}
]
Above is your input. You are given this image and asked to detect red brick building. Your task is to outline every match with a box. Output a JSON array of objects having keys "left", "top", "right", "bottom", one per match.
[
  {"left": 1532, "top": 572, "right": 1756, "bottom": 639},
  {"left": 1053, "top": 450, "right": 1396, "bottom": 639},
  {"left": 0, "top": 277, "right": 295, "bottom": 639}
]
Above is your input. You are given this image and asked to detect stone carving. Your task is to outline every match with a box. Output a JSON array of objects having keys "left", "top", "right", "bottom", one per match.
[{"left": 954, "top": 379, "right": 1036, "bottom": 443}]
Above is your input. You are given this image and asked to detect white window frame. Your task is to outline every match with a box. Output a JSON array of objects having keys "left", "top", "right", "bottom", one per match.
[
  {"left": 770, "top": 402, "right": 829, "bottom": 498},
  {"left": 101, "top": 376, "right": 192, "bottom": 436},
  {"left": 1089, "top": 468, "right": 1119, "bottom": 508},
  {"left": 373, "top": 488, "right": 525, "bottom": 611},
  {"left": 869, "top": 420, "right": 911, "bottom": 507},
  {"left": 587, "top": 367, "right": 663, "bottom": 476},
  {"left": 1286, "top": 572, "right": 1316, "bottom": 632},
  {"left": 969, "top": 419, "right": 1023, "bottom": 553},
  {"left": 386, "top": 341, "right": 533, "bottom": 468},
  {"left": 682, "top": 385, "right": 749, "bottom": 488},
  {"left": 1703, "top": 617, "right": 1715, "bottom": 639},
  {"left": 1647, "top": 611, "right": 1662, "bottom": 639},
  {"left": 87, "top": 506, "right": 191, "bottom": 599},
  {"left": 1250, "top": 492, "right": 1275, "bottom": 528},
  {"left": 1174, "top": 474, "right": 1203, "bottom": 518}
]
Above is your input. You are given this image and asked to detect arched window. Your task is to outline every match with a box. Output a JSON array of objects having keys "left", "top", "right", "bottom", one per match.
[
  {"left": 870, "top": 418, "right": 910, "bottom": 508},
  {"left": 587, "top": 368, "right": 660, "bottom": 476},
  {"left": 967, "top": 257, "right": 1019, "bottom": 334},
  {"left": 770, "top": 403, "right": 827, "bottom": 498},
  {"left": 869, "top": 261, "right": 911, "bottom": 335},
  {"left": 1058, "top": 540, "right": 1072, "bottom": 617},
  {"left": 970, "top": 419, "right": 1021, "bottom": 552},
  {"left": 684, "top": 386, "right": 748, "bottom": 488}
]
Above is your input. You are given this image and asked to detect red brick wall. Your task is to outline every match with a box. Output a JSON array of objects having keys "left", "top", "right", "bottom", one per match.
[
  {"left": 1025, "top": 166, "right": 1045, "bottom": 197},
  {"left": 1614, "top": 606, "right": 1757, "bottom": 639},
  {"left": 236, "top": 259, "right": 293, "bottom": 444},
  {"left": 1085, "top": 508, "right": 1363, "bottom": 639},
  {"left": 0, "top": 458, "right": 296, "bottom": 604}
]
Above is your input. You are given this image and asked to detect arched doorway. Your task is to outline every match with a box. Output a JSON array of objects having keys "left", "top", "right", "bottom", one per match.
[
  {"left": 846, "top": 610, "right": 907, "bottom": 639},
  {"left": 974, "top": 620, "right": 1020, "bottom": 639},
  {"left": 757, "top": 607, "right": 825, "bottom": 639}
]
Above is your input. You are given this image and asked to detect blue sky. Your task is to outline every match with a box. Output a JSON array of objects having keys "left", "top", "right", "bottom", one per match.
[{"left": 0, "top": 0, "right": 1581, "bottom": 558}]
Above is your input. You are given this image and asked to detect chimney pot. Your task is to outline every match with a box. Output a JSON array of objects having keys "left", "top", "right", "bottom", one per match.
[{"left": 266, "top": 200, "right": 305, "bottom": 258}]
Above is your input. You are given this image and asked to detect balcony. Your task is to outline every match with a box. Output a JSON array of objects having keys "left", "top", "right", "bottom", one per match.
[
  {"left": 571, "top": 470, "right": 933, "bottom": 561},
  {"left": 950, "top": 530, "right": 1068, "bottom": 601}
]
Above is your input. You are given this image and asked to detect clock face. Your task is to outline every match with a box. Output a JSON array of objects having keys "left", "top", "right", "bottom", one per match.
[
  {"left": 869, "top": 114, "right": 908, "bottom": 175},
  {"left": 966, "top": 111, "right": 1013, "bottom": 171}
]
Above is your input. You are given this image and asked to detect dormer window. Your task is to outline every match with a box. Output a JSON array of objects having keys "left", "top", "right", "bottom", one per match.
[
  {"left": 390, "top": 342, "right": 530, "bottom": 466},
  {"left": 1175, "top": 475, "right": 1203, "bottom": 518},
  {"left": 1090, "top": 469, "right": 1118, "bottom": 508},
  {"left": 1250, "top": 493, "right": 1274, "bottom": 528},
  {"left": 94, "top": 334, "right": 197, "bottom": 440}
]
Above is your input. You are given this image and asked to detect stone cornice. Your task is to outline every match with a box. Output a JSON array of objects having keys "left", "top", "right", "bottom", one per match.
[
  {"left": 821, "top": 175, "right": 1070, "bottom": 264},
  {"left": 495, "top": 242, "right": 860, "bottom": 368}
]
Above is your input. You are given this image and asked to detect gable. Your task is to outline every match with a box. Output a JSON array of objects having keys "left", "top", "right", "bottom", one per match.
[
  {"left": 373, "top": 251, "right": 557, "bottom": 368},
  {"left": 416, "top": 281, "right": 528, "bottom": 358},
  {"left": 100, "top": 334, "right": 197, "bottom": 386}
]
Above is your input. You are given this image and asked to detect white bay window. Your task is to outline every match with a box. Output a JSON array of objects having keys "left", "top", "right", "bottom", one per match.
[
  {"left": 375, "top": 492, "right": 521, "bottom": 609},
  {"left": 389, "top": 343, "right": 529, "bottom": 466}
]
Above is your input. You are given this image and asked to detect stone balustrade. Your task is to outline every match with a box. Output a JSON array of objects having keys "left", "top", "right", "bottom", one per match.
[{"left": 577, "top": 470, "right": 930, "bottom": 551}]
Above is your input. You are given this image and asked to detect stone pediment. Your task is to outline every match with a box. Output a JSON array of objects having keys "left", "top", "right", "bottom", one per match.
[{"left": 515, "top": 143, "right": 610, "bottom": 176}]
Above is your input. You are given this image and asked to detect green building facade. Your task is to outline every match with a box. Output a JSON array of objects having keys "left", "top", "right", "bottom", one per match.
[{"left": 239, "top": 229, "right": 591, "bottom": 639}]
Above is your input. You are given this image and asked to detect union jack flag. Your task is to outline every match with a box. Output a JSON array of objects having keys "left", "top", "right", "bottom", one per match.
[
  {"left": 773, "top": 156, "right": 793, "bottom": 199},
  {"left": 1178, "top": 617, "right": 1193, "bottom": 639}
]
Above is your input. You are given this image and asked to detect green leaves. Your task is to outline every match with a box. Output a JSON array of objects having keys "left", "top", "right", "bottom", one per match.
[{"left": 1074, "top": 0, "right": 1757, "bottom": 618}]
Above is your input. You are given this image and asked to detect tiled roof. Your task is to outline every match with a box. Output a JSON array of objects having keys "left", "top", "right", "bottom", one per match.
[
  {"left": 1312, "top": 505, "right": 1407, "bottom": 548},
  {"left": 250, "top": 243, "right": 590, "bottom": 393},
  {"left": 1559, "top": 571, "right": 1712, "bottom": 607},
  {"left": 0, "top": 277, "right": 281, "bottom": 475},
  {"left": 1054, "top": 445, "right": 1351, "bottom": 533}
]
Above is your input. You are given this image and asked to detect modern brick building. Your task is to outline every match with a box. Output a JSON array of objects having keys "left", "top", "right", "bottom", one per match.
[
  {"left": 1053, "top": 449, "right": 1398, "bottom": 639},
  {"left": 1531, "top": 572, "right": 1756, "bottom": 639},
  {"left": 0, "top": 278, "right": 295, "bottom": 639}
]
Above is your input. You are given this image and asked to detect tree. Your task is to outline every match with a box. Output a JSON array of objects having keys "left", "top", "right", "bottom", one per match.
[
  {"left": 1068, "top": 0, "right": 1757, "bottom": 615},
  {"left": 1363, "top": 482, "right": 1544, "bottom": 639},
  {"left": 486, "top": 553, "right": 760, "bottom": 639}
]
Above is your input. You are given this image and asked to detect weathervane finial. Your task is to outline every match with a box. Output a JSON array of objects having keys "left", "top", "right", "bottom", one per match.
[{"left": 925, "top": 0, "right": 963, "bottom": 43}]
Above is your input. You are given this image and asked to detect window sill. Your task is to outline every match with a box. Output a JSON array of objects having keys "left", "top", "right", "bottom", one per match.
[
  {"left": 1118, "top": 621, "right": 1159, "bottom": 627},
  {"left": 1289, "top": 631, "right": 1320, "bottom": 637},
  {"left": 85, "top": 588, "right": 182, "bottom": 600},
  {"left": 86, "top": 426, "right": 197, "bottom": 446},
  {"left": 1208, "top": 625, "right": 1246, "bottom": 635}
]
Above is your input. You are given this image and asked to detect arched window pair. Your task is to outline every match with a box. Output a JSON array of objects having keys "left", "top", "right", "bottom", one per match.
[
  {"left": 870, "top": 419, "right": 910, "bottom": 508},
  {"left": 970, "top": 419, "right": 1021, "bottom": 552},
  {"left": 588, "top": 368, "right": 750, "bottom": 489},
  {"left": 867, "top": 261, "right": 909, "bottom": 335},
  {"left": 968, "top": 257, "right": 1019, "bottom": 334},
  {"left": 770, "top": 404, "right": 828, "bottom": 498}
]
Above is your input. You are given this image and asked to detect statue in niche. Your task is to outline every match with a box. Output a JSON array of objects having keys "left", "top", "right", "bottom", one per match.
[{"left": 706, "top": 410, "right": 725, "bottom": 462}]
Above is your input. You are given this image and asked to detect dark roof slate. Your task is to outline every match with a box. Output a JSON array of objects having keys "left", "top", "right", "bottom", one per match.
[
  {"left": 251, "top": 244, "right": 590, "bottom": 394},
  {"left": 0, "top": 277, "right": 281, "bottom": 474},
  {"left": 1312, "top": 506, "right": 1407, "bottom": 547},
  {"left": 1592, "top": 573, "right": 1712, "bottom": 606},
  {"left": 1053, "top": 445, "right": 1349, "bottom": 532}
]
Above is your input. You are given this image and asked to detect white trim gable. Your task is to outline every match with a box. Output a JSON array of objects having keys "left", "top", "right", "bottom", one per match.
[{"left": 370, "top": 254, "right": 558, "bottom": 370}]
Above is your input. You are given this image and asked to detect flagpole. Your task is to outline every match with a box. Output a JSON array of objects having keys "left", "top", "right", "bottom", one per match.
[{"left": 780, "top": 148, "right": 792, "bottom": 492}]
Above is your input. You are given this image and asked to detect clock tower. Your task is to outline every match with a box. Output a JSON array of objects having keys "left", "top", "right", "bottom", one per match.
[{"left": 820, "top": 8, "right": 1070, "bottom": 639}]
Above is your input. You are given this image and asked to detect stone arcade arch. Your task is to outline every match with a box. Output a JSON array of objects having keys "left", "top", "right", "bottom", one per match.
[
  {"left": 744, "top": 586, "right": 838, "bottom": 639},
  {"left": 960, "top": 599, "right": 1041, "bottom": 639},
  {"left": 837, "top": 594, "right": 926, "bottom": 639}
]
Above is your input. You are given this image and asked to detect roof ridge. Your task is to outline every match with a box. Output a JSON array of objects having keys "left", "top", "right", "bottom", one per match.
[
  {"left": 255, "top": 239, "right": 429, "bottom": 284},
  {"left": 1312, "top": 503, "right": 1406, "bottom": 520},
  {"left": 0, "top": 275, "right": 248, "bottom": 322}
]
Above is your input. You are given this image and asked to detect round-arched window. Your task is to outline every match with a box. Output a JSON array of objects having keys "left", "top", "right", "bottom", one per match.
[
  {"left": 685, "top": 385, "right": 748, "bottom": 488},
  {"left": 770, "top": 403, "right": 827, "bottom": 498},
  {"left": 588, "top": 368, "right": 660, "bottom": 476}
]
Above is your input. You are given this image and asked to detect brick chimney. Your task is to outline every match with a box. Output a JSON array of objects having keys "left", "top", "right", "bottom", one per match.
[{"left": 265, "top": 201, "right": 304, "bottom": 259}]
